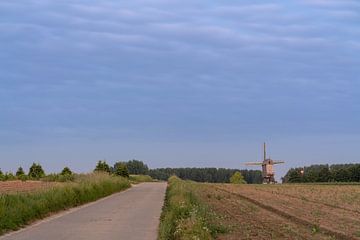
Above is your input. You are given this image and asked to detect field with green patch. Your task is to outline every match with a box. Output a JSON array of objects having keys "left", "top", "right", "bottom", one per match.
[{"left": 160, "top": 178, "right": 360, "bottom": 240}]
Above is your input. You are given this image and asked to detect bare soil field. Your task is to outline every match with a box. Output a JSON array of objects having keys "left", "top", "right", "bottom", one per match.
[
  {"left": 195, "top": 183, "right": 360, "bottom": 240},
  {"left": 0, "top": 181, "right": 59, "bottom": 194}
]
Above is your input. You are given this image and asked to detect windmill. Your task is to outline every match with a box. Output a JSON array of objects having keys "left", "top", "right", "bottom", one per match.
[{"left": 245, "top": 143, "right": 285, "bottom": 184}]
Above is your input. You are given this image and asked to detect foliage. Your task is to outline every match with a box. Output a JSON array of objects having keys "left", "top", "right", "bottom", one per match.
[
  {"left": 60, "top": 167, "right": 72, "bottom": 176},
  {"left": 129, "top": 175, "right": 153, "bottom": 183},
  {"left": 28, "top": 163, "right": 45, "bottom": 179},
  {"left": 94, "top": 160, "right": 111, "bottom": 173},
  {"left": 283, "top": 164, "right": 360, "bottom": 183},
  {"left": 230, "top": 171, "right": 247, "bottom": 184},
  {"left": 125, "top": 160, "right": 149, "bottom": 175},
  {"left": 149, "top": 168, "right": 262, "bottom": 184},
  {"left": 0, "top": 173, "right": 130, "bottom": 235},
  {"left": 114, "top": 163, "right": 129, "bottom": 178},
  {"left": 15, "top": 167, "right": 25, "bottom": 177},
  {"left": 42, "top": 173, "right": 75, "bottom": 182},
  {"left": 159, "top": 176, "right": 227, "bottom": 240}
]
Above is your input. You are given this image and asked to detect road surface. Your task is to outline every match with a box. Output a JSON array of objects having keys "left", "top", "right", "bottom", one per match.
[{"left": 1, "top": 182, "right": 167, "bottom": 240}]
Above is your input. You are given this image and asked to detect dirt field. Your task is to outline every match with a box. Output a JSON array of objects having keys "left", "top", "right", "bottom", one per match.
[
  {"left": 196, "top": 183, "right": 360, "bottom": 240},
  {"left": 0, "top": 181, "right": 59, "bottom": 194}
]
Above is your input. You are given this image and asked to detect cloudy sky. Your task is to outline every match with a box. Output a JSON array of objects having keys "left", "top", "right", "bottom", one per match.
[{"left": 1, "top": 0, "right": 359, "bottom": 176}]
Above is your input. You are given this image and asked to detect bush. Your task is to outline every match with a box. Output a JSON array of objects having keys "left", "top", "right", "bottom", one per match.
[
  {"left": 230, "top": 171, "right": 247, "bottom": 184},
  {"left": 114, "top": 163, "right": 129, "bottom": 178},
  {"left": 42, "top": 173, "right": 75, "bottom": 182},
  {"left": 28, "top": 163, "right": 45, "bottom": 179},
  {"left": 94, "top": 160, "right": 111, "bottom": 173},
  {"left": 15, "top": 167, "right": 25, "bottom": 177},
  {"left": 60, "top": 167, "right": 73, "bottom": 176}
]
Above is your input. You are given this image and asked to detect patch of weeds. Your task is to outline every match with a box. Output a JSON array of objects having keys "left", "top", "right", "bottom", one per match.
[{"left": 311, "top": 224, "right": 320, "bottom": 234}]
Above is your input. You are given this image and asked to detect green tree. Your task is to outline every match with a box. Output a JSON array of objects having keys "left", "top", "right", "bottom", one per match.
[
  {"left": 61, "top": 167, "right": 73, "bottom": 175},
  {"left": 0, "top": 169, "right": 4, "bottom": 181},
  {"left": 230, "top": 171, "right": 247, "bottom": 184},
  {"left": 114, "top": 163, "right": 129, "bottom": 178},
  {"left": 28, "top": 163, "right": 45, "bottom": 179},
  {"left": 94, "top": 160, "right": 110, "bottom": 173},
  {"left": 125, "top": 160, "right": 149, "bottom": 175},
  {"left": 16, "top": 167, "right": 25, "bottom": 176}
]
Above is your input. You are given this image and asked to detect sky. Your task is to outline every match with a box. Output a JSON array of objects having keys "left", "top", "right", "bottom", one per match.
[{"left": 1, "top": 0, "right": 360, "bottom": 178}]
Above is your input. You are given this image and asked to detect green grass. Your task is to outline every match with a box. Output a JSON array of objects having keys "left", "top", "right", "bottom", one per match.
[
  {"left": 0, "top": 173, "right": 130, "bottom": 235},
  {"left": 158, "top": 176, "right": 227, "bottom": 240},
  {"left": 129, "top": 174, "right": 154, "bottom": 183}
]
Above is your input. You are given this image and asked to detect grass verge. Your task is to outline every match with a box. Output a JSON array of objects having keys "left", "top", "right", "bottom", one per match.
[
  {"left": 158, "top": 176, "right": 227, "bottom": 240},
  {"left": 0, "top": 173, "right": 130, "bottom": 235},
  {"left": 129, "top": 175, "right": 154, "bottom": 184}
]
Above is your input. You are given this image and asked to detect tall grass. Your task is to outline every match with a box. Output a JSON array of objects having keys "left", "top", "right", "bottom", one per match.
[
  {"left": 158, "top": 176, "right": 227, "bottom": 240},
  {"left": 129, "top": 174, "right": 154, "bottom": 183},
  {"left": 0, "top": 173, "right": 130, "bottom": 235}
]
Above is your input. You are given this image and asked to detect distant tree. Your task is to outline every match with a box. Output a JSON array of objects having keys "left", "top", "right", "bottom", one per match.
[
  {"left": 125, "top": 160, "right": 149, "bottom": 175},
  {"left": 114, "top": 163, "right": 129, "bottom": 178},
  {"left": 0, "top": 169, "right": 4, "bottom": 181},
  {"left": 61, "top": 167, "right": 73, "bottom": 175},
  {"left": 286, "top": 168, "right": 303, "bottom": 183},
  {"left": 94, "top": 160, "right": 110, "bottom": 173},
  {"left": 230, "top": 171, "right": 247, "bottom": 184},
  {"left": 148, "top": 168, "right": 262, "bottom": 183},
  {"left": 16, "top": 167, "right": 25, "bottom": 176},
  {"left": 28, "top": 163, "right": 45, "bottom": 179}
]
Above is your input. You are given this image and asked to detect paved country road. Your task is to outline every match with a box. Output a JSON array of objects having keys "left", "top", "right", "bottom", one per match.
[{"left": 1, "top": 182, "right": 167, "bottom": 240}]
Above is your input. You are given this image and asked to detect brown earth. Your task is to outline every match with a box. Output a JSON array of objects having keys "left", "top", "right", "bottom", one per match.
[
  {"left": 195, "top": 184, "right": 360, "bottom": 240},
  {"left": 0, "top": 181, "right": 59, "bottom": 194}
]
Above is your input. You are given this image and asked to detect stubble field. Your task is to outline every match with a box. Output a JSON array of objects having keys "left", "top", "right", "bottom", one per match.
[
  {"left": 196, "top": 183, "right": 360, "bottom": 239},
  {"left": 0, "top": 181, "right": 59, "bottom": 194}
]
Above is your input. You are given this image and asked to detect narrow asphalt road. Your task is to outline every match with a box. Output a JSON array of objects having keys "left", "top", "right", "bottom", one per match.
[{"left": 1, "top": 182, "right": 167, "bottom": 240}]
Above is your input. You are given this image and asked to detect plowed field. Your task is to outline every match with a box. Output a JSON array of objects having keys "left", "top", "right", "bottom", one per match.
[{"left": 196, "top": 184, "right": 360, "bottom": 240}]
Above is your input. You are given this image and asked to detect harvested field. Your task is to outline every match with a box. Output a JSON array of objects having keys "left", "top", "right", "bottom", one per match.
[
  {"left": 194, "top": 183, "right": 360, "bottom": 240},
  {"left": 0, "top": 181, "right": 59, "bottom": 194}
]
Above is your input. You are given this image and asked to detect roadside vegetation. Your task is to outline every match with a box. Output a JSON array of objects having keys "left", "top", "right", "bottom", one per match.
[
  {"left": 158, "top": 176, "right": 227, "bottom": 240},
  {"left": 129, "top": 175, "right": 154, "bottom": 183},
  {"left": 0, "top": 173, "right": 130, "bottom": 235}
]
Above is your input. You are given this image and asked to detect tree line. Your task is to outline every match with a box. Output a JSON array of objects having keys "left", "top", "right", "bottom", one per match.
[
  {"left": 148, "top": 168, "right": 262, "bottom": 184},
  {"left": 283, "top": 163, "right": 360, "bottom": 183}
]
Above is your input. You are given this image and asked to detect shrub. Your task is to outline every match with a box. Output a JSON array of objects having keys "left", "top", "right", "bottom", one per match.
[
  {"left": 230, "top": 171, "right": 247, "bottom": 184},
  {"left": 16, "top": 167, "right": 25, "bottom": 177},
  {"left": 94, "top": 160, "right": 111, "bottom": 173},
  {"left": 4, "top": 173, "right": 17, "bottom": 181},
  {"left": 28, "top": 163, "right": 45, "bottom": 179},
  {"left": 61, "top": 167, "right": 73, "bottom": 176},
  {"left": 114, "top": 163, "right": 129, "bottom": 178}
]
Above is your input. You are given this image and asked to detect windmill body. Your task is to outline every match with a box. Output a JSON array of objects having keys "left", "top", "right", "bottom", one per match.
[{"left": 245, "top": 143, "right": 284, "bottom": 184}]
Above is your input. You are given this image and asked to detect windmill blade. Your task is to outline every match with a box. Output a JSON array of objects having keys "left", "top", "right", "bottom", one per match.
[
  {"left": 245, "top": 162, "right": 263, "bottom": 166},
  {"left": 273, "top": 160, "right": 285, "bottom": 164}
]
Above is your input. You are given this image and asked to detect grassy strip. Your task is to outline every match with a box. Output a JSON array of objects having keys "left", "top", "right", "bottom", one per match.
[
  {"left": 158, "top": 176, "right": 227, "bottom": 240},
  {"left": 0, "top": 173, "right": 130, "bottom": 235},
  {"left": 129, "top": 175, "right": 154, "bottom": 184}
]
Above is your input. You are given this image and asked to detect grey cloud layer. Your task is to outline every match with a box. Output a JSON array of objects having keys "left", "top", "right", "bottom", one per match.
[{"left": 1, "top": 0, "right": 360, "bottom": 142}]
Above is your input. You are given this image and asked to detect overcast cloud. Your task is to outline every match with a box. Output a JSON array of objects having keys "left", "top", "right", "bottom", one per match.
[{"left": 1, "top": 0, "right": 359, "bottom": 175}]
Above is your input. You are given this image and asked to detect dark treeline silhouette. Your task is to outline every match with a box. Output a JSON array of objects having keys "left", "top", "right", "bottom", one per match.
[
  {"left": 283, "top": 164, "right": 360, "bottom": 183},
  {"left": 148, "top": 168, "right": 262, "bottom": 184}
]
